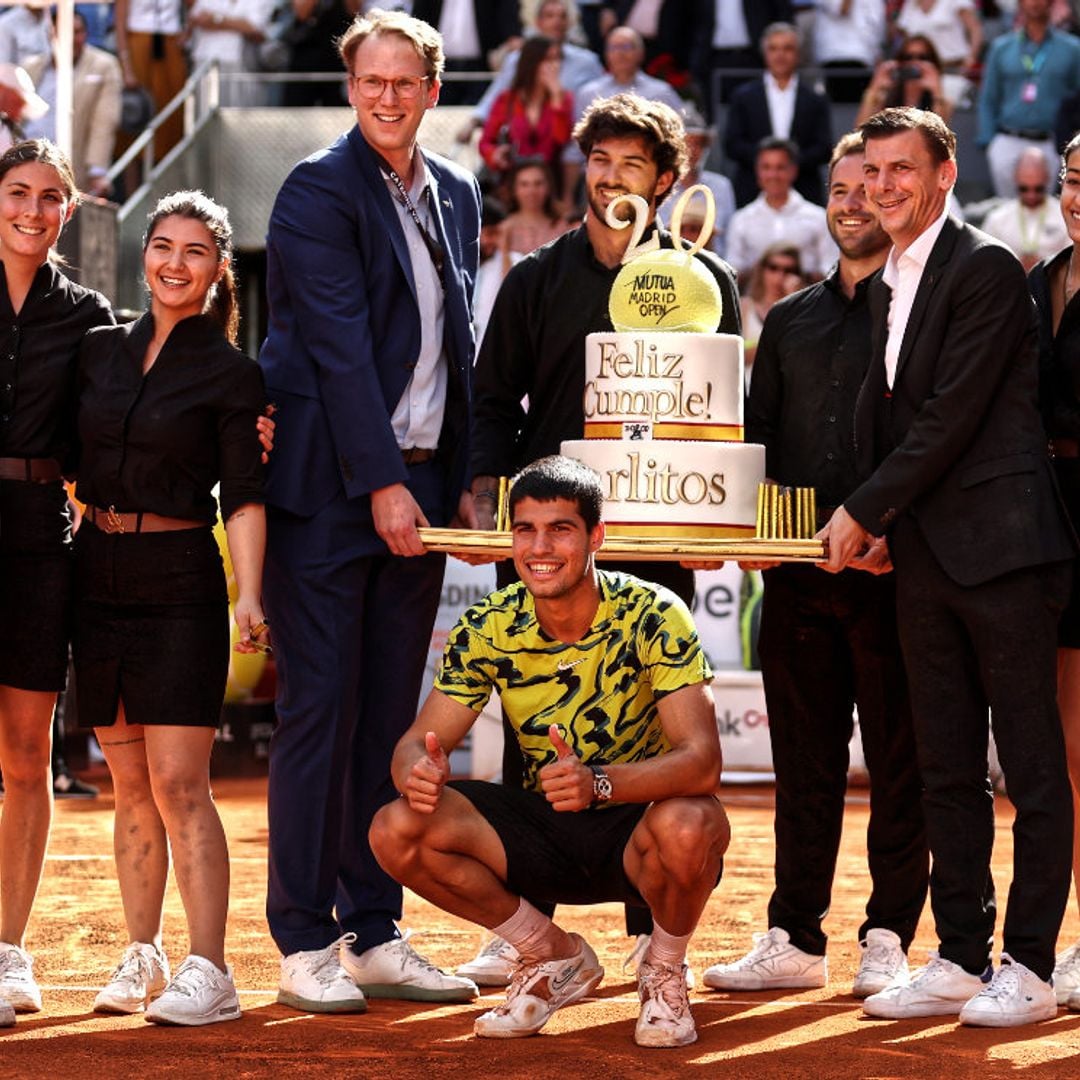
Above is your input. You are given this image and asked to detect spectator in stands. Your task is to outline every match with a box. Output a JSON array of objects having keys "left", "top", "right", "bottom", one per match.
[
  {"left": 459, "top": 1, "right": 602, "bottom": 145},
  {"left": 501, "top": 157, "right": 570, "bottom": 258},
  {"left": 723, "top": 22, "right": 832, "bottom": 207},
  {"left": 0, "top": 2, "right": 50, "bottom": 67},
  {"left": 283, "top": 0, "right": 359, "bottom": 108},
  {"left": 895, "top": 0, "right": 982, "bottom": 106},
  {"left": 562, "top": 25, "right": 685, "bottom": 198},
  {"left": 980, "top": 147, "right": 1068, "bottom": 269},
  {"left": 725, "top": 136, "right": 838, "bottom": 280},
  {"left": 187, "top": 0, "right": 275, "bottom": 107},
  {"left": 977, "top": 0, "right": 1080, "bottom": 197},
  {"left": 856, "top": 34, "right": 954, "bottom": 126},
  {"left": 0, "top": 62, "right": 47, "bottom": 152},
  {"left": 479, "top": 35, "right": 573, "bottom": 203},
  {"left": 692, "top": 0, "right": 795, "bottom": 110},
  {"left": 411, "top": 2, "right": 522, "bottom": 105},
  {"left": 473, "top": 194, "right": 510, "bottom": 346},
  {"left": 115, "top": 0, "right": 187, "bottom": 162},
  {"left": 740, "top": 242, "right": 805, "bottom": 381},
  {"left": 657, "top": 107, "right": 736, "bottom": 258},
  {"left": 813, "top": 0, "right": 886, "bottom": 103},
  {"left": 598, "top": 1, "right": 697, "bottom": 68},
  {"left": 23, "top": 11, "right": 122, "bottom": 198}
]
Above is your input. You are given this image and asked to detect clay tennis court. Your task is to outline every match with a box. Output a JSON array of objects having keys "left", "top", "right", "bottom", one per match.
[{"left": 3, "top": 774, "right": 1079, "bottom": 1077}]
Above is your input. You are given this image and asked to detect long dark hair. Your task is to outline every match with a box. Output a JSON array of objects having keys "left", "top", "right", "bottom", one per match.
[
  {"left": 143, "top": 190, "right": 239, "bottom": 345},
  {"left": 512, "top": 35, "right": 555, "bottom": 97}
]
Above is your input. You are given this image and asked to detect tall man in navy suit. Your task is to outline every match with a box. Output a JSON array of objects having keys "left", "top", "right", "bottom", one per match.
[
  {"left": 822, "top": 107, "right": 1076, "bottom": 1028},
  {"left": 259, "top": 8, "right": 482, "bottom": 1013}
]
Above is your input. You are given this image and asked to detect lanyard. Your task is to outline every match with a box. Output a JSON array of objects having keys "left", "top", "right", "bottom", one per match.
[
  {"left": 379, "top": 155, "right": 446, "bottom": 279},
  {"left": 1017, "top": 202, "right": 1047, "bottom": 253},
  {"left": 1019, "top": 32, "right": 1050, "bottom": 77}
]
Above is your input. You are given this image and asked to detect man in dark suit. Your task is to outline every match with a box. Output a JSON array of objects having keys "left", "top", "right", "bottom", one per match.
[
  {"left": 259, "top": 8, "right": 482, "bottom": 1013},
  {"left": 822, "top": 107, "right": 1077, "bottom": 1028},
  {"left": 693, "top": 0, "right": 794, "bottom": 109},
  {"left": 723, "top": 21, "right": 831, "bottom": 207}
]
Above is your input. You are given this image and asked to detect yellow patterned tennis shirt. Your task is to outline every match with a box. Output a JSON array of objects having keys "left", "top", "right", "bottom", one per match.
[{"left": 435, "top": 570, "right": 713, "bottom": 793}]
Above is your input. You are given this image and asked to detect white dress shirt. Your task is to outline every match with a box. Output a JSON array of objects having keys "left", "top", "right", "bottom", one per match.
[
  {"left": 725, "top": 188, "right": 838, "bottom": 278},
  {"left": 882, "top": 207, "right": 951, "bottom": 388},
  {"left": 813, "top": 0, "right": 886, "bottom": 67},
  {"left": 713, "top": 0, "right": 752, "bottom": 49},
  {"left": 439, "top": 0, "right": 482, "bottom": 61},
  {"left": 764, "top": 73, "right": 798, "bottom": 141},
  {"left": 979, "top": 197, "right": 1069, "bottom": 265}
]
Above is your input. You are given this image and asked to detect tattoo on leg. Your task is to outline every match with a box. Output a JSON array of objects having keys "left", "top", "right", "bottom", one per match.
[{"left": 99, "top": 736, "right": 146, "bottom": 747}]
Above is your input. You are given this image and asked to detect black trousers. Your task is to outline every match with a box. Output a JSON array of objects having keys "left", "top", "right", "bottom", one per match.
[
  {"left": 758, "top": 563, "right": 928, "bottom": 957},
  {"left": 891, "top": 517, "right": 1074, "bottom": 981}
]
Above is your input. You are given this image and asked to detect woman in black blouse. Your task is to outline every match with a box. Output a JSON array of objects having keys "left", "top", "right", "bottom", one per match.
[
  {"left": 1030, "top": 132, "right": 1080, "bottom": 1011},
  {"left": 74, "top": 191, "right": 267, "bottom": 1027},
  {"left": 0, "top": 140, "right": 113, "bottom": 1019}
]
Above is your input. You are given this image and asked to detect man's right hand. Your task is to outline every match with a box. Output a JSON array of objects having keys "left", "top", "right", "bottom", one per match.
[
  {"left": 403, "top": 731, "right": 450, "bottom": 813},
  {"left": 371, "top": 482, "right": 429, "bottom": 557}
]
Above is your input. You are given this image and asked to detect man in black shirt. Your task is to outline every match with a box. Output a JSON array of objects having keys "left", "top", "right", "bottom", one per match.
[
  {"left": 459, "top": 93, "right": 740, "bottom": 985},
  {"left": 703, "top": 131, "right": 928, "bottom": 998}
]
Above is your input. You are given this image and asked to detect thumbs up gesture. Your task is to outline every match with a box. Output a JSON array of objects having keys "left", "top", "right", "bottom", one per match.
[
  {"left": 539, "top": 724, "right": 593, "bottom": 813},
  {"left": 404, "top": 731, "right": 451, "bottom": 813}
]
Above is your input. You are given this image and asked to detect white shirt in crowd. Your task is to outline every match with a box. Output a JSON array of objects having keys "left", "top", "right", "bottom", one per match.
[
  {"left": 882, "top": 206, "right": 951, "bottom": 388},
  {"left": 125, "top": 0, "right": 184, "bottom": 36},
  {"left": 189, "top": 0, "right": 275, "bottom": 66},
  {"left": 813, "top": 0, "right": 886, "bottom": 68},
  {"left": 725, "top": 188, "right": 839, "bottom": 279},
  {"left": 979, "top": 197, "right": 1070, "bottom": 265},
  {"left": 438, "top": 0, "right": 482, "bottom": 61},
  {"left": 712, "top": 0, "right": 752, "bottom": 49},
  {"left": 896, "top": 0, "right": 976, "bottom": 67},
  {"left": 764, "top": 72, "right": 797, "bottom": 140},
  {"left": 659, "top": 169, "right": 737, "bottom": 259}
]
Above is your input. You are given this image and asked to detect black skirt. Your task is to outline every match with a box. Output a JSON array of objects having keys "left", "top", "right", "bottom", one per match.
[
  {"left": 72, "top": 524, "right": 229, "bottom": 728},
  {"left": 0, "top": 479, "right": 73, "bottom": 692}
]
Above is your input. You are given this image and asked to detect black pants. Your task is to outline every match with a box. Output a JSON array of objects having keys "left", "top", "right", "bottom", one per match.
[
  {"left": 891, "top": 517, "right": 1074, "bottom": 980},
  {"left": 759, "top": 563, "right": 928, "bottom": 957}
]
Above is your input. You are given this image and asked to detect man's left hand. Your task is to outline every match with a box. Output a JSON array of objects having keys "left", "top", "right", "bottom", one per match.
[
  {"left": 372, "top": 482, "right": 429, "bottom": 557},
  {"left": 817, "top": 505, "right": 872, "bottom": 573},
  {"left": 539, "top": 725, "right": 593, "bottom": 812}
]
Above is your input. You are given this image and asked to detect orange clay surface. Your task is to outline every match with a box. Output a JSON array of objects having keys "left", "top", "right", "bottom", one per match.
[{"left": 3, "top": 775, "right": 1080, "bottom": 1078}]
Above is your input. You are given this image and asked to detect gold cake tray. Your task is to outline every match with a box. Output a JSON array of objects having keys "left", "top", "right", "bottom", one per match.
[{"left": 417, "top": 527, "right": 824, "bottom": 564}]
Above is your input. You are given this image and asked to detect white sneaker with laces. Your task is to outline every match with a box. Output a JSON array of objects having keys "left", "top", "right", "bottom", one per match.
[
  {"left": 862, "top": 951, "right": 988, "bottom": 1018},
  {"left": 339, "top": 929, "right": 478, "bottom": 1002},
  {"left": 702, "top": 927, "right": 826, "bottom": 991},
  {"left": 455, "top": 935, "right": 519, "bottom": 987},
  {"left": 0, "top": 997, "right": 13, "bottom": 1027},
  {"left": 959, "top": 954, "right": 1058, "bottom": 1027},
  {"left": 474, "top": 933, "right": 604, "bottom": 1038},
  {"left": 144, "top": 955, "right": 241, "bottom": 1026},
  {"left": 1052, "top": 940, "right": 1080, "bottom": 1005},
  {"left": 635, "top": 958, "right": 696, "bottom": 1048},
  {"left": 853, "top": 928, "right": 909, "bottom": 999},
  {"left": 94, "top": 942, "right": 170, "bottom": 1014},
  {"left": 624, "top": 934, "right": 695, "bottom": 989},
  {"left": 1068, "top": 985, "right": 1080, "bottom": 1011},
  {"left": 279, "top": 933, "right": 368, "bottom": 1012},
  {"left": 0, "top": 942, "right": 42, "bottom": 1012}
]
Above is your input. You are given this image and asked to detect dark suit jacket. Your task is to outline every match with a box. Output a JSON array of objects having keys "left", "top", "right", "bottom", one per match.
[
  {"left": 845, "top": 218, "right": 1076, "bottom": 587},
  {"left": 410, "top": 0, "right": 521, "bottom": 58},
  {"left": 692, "top": 0, "right": 795, "bottom": 84},
  {"left": 723, "top": 76, "right": 832, "bottom": 206},
  {"left": 259, "top": 125, "right": 481, "bottom": 533}
]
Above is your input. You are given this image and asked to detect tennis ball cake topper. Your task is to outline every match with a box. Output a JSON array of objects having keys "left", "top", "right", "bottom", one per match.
[{"left": 606, "top": 184, "right": 723, "bottom": 334}]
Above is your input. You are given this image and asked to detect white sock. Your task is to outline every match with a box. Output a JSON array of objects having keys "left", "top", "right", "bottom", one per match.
[
  {"left": 646, "top": 923, "right": 690, "bottom": 968},
  {"left": 491, "top": 898, "right": 555, "bottom": 958}
]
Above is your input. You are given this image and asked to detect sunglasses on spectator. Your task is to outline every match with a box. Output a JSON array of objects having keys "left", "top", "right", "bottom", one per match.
[{"left": 1018, "top": 185, "right": 1046, "bottom": 194}]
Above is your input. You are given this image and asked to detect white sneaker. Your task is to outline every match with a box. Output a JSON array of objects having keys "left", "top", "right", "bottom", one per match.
[
  {"left": 0, "top": 942, "right": 42, "bottom": 1012},
  {"left": 94, "top": 942, "right": 170, "bottom": 1014},
  {"left": 702, "top": 927, "right": 826, "bottom": 991},
  {"left": 1052, "top": 940, "right": 1080, "bottom": 1005},
  {"left": 456, "top": 935, "right": 519, "bottom": 987},
  {"left": 339, "top": 930, "right": 478, "bottom": 1003},
  {"left": 1068, "top": 985, "right": 1080, "bottom": 1011},
  {"left": 279, "top": 933, "right": 368, "bottom": 1013},
  {"left": 0, "top": 997, "right": 13, "bottom": 1027},
  {"left": 145, "top": 955, "right": 241, "bottom": 1026},
  {"left": 959, "top": 955, "right": 1058, "bottom": 1027},
  {"left": 852, "top": 928, "right": 909, "bottom": 999},
  {"left": 623, "top": 934, "right": 695, "bottom": 989},
  {"left": 863, "top": 951, "right": 987, "bottom": 1018},
  {"left": 474, "top": 933, "right": 604, "bottom": 1038},
  {"left": 635, "top": 958, "right": 696, "bottom": 1048}
]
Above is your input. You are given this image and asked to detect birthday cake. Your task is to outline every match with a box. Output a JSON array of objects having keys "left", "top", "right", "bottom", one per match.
[{"left": 560, "top": 187, "right": 765, "bottom": 538}]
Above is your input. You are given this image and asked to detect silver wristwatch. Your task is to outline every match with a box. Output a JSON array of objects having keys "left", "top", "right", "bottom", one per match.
[{"left": 590, "top": 764, "right": 612, "bottom": 804}]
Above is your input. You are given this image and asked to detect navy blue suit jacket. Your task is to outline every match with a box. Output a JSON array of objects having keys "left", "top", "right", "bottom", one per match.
[{"left": 259, "top": 125, "right": 481, "bottom": 531}]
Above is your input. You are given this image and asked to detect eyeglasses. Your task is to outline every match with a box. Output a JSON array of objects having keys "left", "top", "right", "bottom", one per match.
[
  {"left": 1018, "top": 184, "right": 1046, "bottom": 194},
  {"left": 351, "top": 74, "right": 431, "bottom": 100}
]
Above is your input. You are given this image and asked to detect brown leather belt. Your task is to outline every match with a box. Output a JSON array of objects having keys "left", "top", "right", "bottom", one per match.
[
  {"left": 401, "top": 447, "right": 437, "bottom": 465},
  {"left": 0, "top": 456, "right": 62, "bottom": 482},
  {"left": 86, "top": 505, "right": 203, "bottom": 535}
]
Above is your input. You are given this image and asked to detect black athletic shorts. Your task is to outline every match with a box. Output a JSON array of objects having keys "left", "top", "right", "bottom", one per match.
[{"left": 448, "top": 779, "right": 650, "bottom": 908}]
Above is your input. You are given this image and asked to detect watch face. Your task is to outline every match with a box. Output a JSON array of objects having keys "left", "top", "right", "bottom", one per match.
[{"left": 593, "top": 771, "right": 613, "bottom": 801}]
